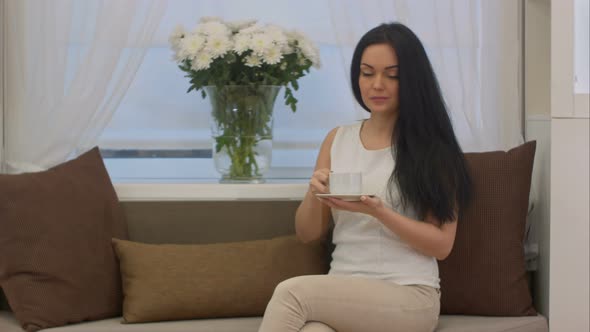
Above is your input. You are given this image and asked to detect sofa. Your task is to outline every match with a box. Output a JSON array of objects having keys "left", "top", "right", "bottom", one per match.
[
  {"left": 0, "top": 200, "right": 549, "bottom": 332},
  {"left": 0, "top": 144, "right": 549, "bottom": 332}
]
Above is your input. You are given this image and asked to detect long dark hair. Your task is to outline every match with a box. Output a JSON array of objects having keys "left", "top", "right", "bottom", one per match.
[{"left": 351, "top": 22, "right": 471, "bottom": 223}]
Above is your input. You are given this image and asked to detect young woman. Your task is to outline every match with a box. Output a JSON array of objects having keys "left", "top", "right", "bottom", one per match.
[{"left": 258, "top": 22, "right": 472, "bottom": 332}]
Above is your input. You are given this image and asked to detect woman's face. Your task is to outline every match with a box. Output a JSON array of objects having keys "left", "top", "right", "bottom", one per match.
[{"left": 358, "top": 43, "right": 400, "bottom": 115}]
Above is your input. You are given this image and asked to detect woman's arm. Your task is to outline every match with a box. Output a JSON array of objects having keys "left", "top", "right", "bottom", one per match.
[
  {"left": 322, "top": 196, "right": 457, "bottom": 260},
  {"left": 373, "top": 206, "right": 457, "bottom": 260},
  {"left": 295, "top": 128, "right": 338, "bottom": 243}
]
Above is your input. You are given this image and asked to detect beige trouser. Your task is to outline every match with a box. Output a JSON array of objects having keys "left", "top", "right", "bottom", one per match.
[{"left": 258, "top": 275, "right": 440, "bottom": 332}]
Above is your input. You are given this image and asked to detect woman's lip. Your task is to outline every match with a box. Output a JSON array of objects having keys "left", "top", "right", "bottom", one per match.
[{"left": 370, "top": 97, "right": 389, "bottom": 101}]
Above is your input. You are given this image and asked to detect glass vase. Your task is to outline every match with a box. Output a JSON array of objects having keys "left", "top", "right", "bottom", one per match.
[{"left": 205, "top": 85, "right": 281, "bottom": 183}]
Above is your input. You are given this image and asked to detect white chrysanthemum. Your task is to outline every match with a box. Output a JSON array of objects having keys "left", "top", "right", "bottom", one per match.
[
  {"left": 298, "top": 38, "right": 321, "bottom": 68},
  {"left": 251, "top": 33, "right": 274, "bottom": 55},
  {"left": 263, "top": 25, "right": 288, "bottom": 48},
  {"left": 286, "top": 30, "right": 306, "bottom": 44},
  {"left": 191, "top": 52, "right": 214, "bottom": 70},
  {"left": 281, "top": 44, "right": 294, "bottom": 55},
  {"left": 227, "top": 19, "right": 258, "bottom": 32},
  {"left": 197, "top": 21, "right": 231, "bottom": 37},
  {"left": 171, "top": 52, "right": 184, "bottom": 63},
  {"left": 205, "top": 35, "right": 233, "bottom": 58},
  {"left": 263, "top": 47, "right": 283, "bottom": 65},
  {"left": 245, "top": 54, "right": 262, "bottom": 67},
  {"left": 179, "top": 34, "right": 206, "bottom": 59},
  {"left": 233, "top": 33, "right": 252, "bottom": 55},
  {"left": 169, "top": 18, "right": 322, "bottom": 104},
  {"left": 297, "top": 55, "right": 308, "bottom": 67},
  {"left": 169, "top": 24, "right": 186, "bottom": 51},
  {"left": 239, "top": 23, "right": 263, "bottom": 35},
  {"left": 199, "top": 16, "right": 224, "bottom": 24}
]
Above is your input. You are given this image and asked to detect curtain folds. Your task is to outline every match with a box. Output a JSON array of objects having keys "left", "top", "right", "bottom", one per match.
[
  {"left": 2, "top": 0, "right": 523, "bottom": 173},
  {"left": 3, "top": 0, "right": 165, "bottom": 173}
]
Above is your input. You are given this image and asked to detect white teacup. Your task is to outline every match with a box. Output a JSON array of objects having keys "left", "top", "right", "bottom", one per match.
[{"left": 329, "top": 172, "right": 362, "bottom": 195}]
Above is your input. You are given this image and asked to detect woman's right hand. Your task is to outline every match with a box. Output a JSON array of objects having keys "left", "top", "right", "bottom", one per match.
[
  {"left": 309, "top": 168, "right": 331, "bottom": 198},
  {"left": 295, "top": 129, "right": 337, "bottom": 243}
]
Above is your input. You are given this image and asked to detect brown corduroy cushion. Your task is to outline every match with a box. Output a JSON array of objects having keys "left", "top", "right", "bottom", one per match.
[
  {"left": 0, "top": 147, "right": 128, "bottom": 332},
  {"left": 112, "top": 235, "right": 328, "bottom": 323},
  {"left": 0, "top": 288, "right": 9, "bottom": 311},
  {"left": 438, "top": 141, "right": 537, "bottom": 316}
]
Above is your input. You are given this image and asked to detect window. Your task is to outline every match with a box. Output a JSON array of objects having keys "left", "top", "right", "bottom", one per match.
[
  {"left": 99, "top": 0, "right": 363, "bottom": 181},
  {"left": 92, "top": 0, "right": 492, "bottom": 181},
  {"left": 4, "top": 1, "right": 524, "bottom": 180}
]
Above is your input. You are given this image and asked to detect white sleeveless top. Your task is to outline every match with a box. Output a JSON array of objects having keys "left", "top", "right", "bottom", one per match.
[{"left": 328, "top": 121, "right": 440, "bottom": 288}]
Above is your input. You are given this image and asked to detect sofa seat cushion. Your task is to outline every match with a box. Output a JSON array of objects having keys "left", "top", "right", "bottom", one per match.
[
  {"left": 0, "top": 312, "right": 261, "bottom": 332},
  {"left": 0, "top": 311, "right": 549, "bottom": 332},
  {"left": 436, "top": 315, "right": 548, "bottom": 332}
]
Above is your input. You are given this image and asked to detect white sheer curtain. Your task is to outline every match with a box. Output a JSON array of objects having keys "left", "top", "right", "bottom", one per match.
[
  {"left": 3, "top": 0, "right": 165, "bottom": 173},
  {"left": 2, "top": 0, "right": 523, "bottom": 175},
  {"left": 328, "top": 0, "right": 523, "bottom": 152}
]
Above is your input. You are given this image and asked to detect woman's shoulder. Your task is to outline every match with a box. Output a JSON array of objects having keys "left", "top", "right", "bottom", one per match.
[
  {"left": 319, "top": 123, "right": 353, "bottom": 152},
  {"left": 324, "top": 122, "right": 361, "bottom": 141},
  {"left": 329, "top": 121, "right": 363, "bottom": 138},
  {"left": 339, "top": 121, "right": 364, "bottom": 131}
]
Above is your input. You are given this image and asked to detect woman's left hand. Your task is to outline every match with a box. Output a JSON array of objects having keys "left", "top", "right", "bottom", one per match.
[{"left": 321, "top": 195, "right": 384, "bottom": 218}]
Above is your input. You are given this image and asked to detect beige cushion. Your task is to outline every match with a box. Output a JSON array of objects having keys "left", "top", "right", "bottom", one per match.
[
  {"left": 112, "top": 236, "right": 328, "bottom": 323},
  {"left": 438, "top": 142, "right": 537, "bottom": 316},
  {"left": 0, "top": 312, "right": 262, "bottom": 332},
  {"left": 0, "top": 147, "right": 128, "bottom": 332},
  {"left": 0, "top": 312, "right": 548, "bottom": 332},
  {"left": 436, "top": 315, "right": 548, "bottom": 332}
]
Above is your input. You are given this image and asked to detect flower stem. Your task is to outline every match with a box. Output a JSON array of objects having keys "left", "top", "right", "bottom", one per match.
[{"left": 208, "top": 85, "right": 280, "bottom": 181}]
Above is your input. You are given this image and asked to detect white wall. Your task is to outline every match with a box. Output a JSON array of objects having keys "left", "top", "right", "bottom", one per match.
[
  {"left": 525, "top": 115, "right": 551, "bottom": 317},
  {"left": 549, "top": 119, "right": 589, "bottom": 331},
  {"left": 526, "top": 1, "right": 590, "bottom": 327},
  {"left": 549, "top": 1, "right": 590, "bottom": 331},
  {"left": 574, "top": 0, "right": 589, "bottom": 94},
  {"left": 524, "top": 0, "right": 551, "bottom": 317}
]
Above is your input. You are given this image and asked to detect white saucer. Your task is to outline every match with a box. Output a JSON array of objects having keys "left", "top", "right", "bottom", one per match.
[{"left": 315, "top": 193, "right": 375, "bottom": 201}]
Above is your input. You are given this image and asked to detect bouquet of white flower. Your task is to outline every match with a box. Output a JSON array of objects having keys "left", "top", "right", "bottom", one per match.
[
  {"left": 169, "top": 17, "right": 320, "bottom": 182},
  {"left": 169, "top": 17, "right": 320, "bottom": 112}
]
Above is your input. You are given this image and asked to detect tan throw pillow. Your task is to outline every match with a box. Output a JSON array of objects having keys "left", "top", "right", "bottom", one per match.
[
  {"left": 0, "top": 147, "right": 128, "bottom": 332},
  {"left": 112, "top": 236, "right": 328, "bottom": 323},
  {"left": 438, "top": 141, "right": 537, "bottom": 316}
]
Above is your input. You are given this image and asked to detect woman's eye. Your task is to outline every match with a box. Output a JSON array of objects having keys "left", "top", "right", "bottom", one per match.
[
  {"left": 388, "top": 75, "right": 399, "bottom": 79},
  {"left": 361, "top": 72, "right": 373, "bottom": 77}
]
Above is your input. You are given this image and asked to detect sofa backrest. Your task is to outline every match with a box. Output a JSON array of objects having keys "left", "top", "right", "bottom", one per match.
[
  {"left": 0, "top": 200, "right": 301, "bottom": 312},
  {"left": 121, "top": 200, "right": 301, "bottom": 244}
]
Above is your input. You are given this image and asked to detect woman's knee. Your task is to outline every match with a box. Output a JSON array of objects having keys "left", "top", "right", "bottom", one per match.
[
  {"left": 273, "top": 275, "right": 310, "bottom": 298},
  {"left": 300, "top": 321, "right": 336, "bottom": 332},
  {"left": 271, "top": 275, "right": 325, "bottom": 302}
]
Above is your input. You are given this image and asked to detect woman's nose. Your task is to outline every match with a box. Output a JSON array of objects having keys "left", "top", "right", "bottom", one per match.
[{"left": 372, "top": 75, "right": 384, "bottom": 89}]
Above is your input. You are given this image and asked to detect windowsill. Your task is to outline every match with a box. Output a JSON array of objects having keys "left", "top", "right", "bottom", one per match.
[
  {"left": 106, "top": 158, "right": 312, "bottom": 201},
  {"left": 114, "top": 181, "right": 308, "bottom": 201}
]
